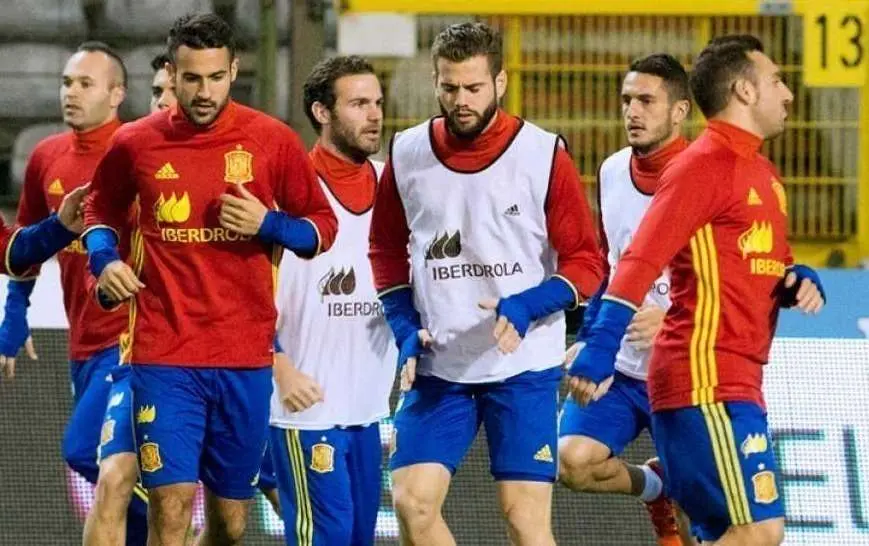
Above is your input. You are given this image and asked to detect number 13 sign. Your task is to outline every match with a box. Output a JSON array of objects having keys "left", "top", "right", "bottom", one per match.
[{"left": 804, "top": 5, "right": 868, "bottom": 87}]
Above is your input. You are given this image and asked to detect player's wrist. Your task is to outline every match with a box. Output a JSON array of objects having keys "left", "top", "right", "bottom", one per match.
[
  {"left": 778, "top": 264, "right": 826, "bottom": 308},
  {"left": 89, "top": 249, "right": 122, "bottom": 278},
  {"left": 258, "top": 211, "right": 318, "bottom": 256},
  {"left": 379, "top": 286, "right": 423, "bottom": 347}
]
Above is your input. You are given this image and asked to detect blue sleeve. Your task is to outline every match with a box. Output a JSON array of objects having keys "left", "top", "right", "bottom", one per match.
[
  {"left": 8, "top": 215, "right": 77, "bottom": 273},
  {"left": 0, "top": 279, "right": 35, "bottom": 357},
  {"left": 496, "top": 276, "right": 579, "bottom": 338},
  {"left": 83, "top": 227, "right": 121, "bottom": 278},
  {"left": 379, "top": 286, "right": 422, "bottom": 347},
  {"left": 778, "top": 264, "right": 826, "bottom": 307},
  {"left": 578, "top": 278, "right": 608, "bottom": 341},
  {"left": 258, "top": 211, "right": 318, "bottom": 258},
  {"left": 568, "top": 297, "right": 636, "bottom": 383}
]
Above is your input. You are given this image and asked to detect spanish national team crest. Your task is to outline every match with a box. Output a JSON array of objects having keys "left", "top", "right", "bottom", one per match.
[
  {"left": 751, "top": 470, "right": 778, "bottom": 504},
  {"left": 310, "top": 443, "right": 335, "bottom": 473},
  {"left": 100, "top": 419, "right": 115, "bottom": 446},
  {"left": 224, "top": 144, "right": 254, "bottom": 184},
  {"left": 140, "top": 442, "right": 163, "bottom": 473}
]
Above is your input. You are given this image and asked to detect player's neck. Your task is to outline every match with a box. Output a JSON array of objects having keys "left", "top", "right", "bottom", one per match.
[
  {"left": 72, "top": 116, "right": 121, "bottom": 153},
  {"left": 317, "top": 136, "right": 368, "bottom": 166},
  {"left": 710, "top": 107, "right": 765, "bottom": 142},
  {"left": 311, "top": 142, "right": 371, "bottom": 183}
]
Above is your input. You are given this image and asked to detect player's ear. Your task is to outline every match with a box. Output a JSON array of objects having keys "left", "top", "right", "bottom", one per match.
[
  {"left": 732, "top": 77, "right": 756, "bottom": 106},
  {"left": 110, "top": 84, "right": 126, "bottom": 109},
  {"left": 672, "top": 99, "right": 690, "bottom": 125},
  {"left": 495, "top": 69, "right": 507, "bottom": 102},
  {"left": 230, "top": 57, "right": 239, "bottom": 83},
  {"left": 312, "top": 101, "right": 331, "bottom": 127}
]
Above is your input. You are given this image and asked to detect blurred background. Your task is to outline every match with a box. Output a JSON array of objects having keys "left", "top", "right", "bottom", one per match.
[{"left": 0, "top": 1, "right": 867, "bottom": 545}]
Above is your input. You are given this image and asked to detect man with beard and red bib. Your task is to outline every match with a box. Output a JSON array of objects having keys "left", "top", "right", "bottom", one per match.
[
  {"left": 369, "top": 22, "right": 603, "bottom": 546},
  {"left": 269, "top": 55, "right": 396, "bottom": 546},
  {"left": 557, "top": 53, "right": 696, "bottom": 546}
]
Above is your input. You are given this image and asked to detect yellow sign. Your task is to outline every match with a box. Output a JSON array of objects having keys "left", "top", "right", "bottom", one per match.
[
  {"left": 154, "top": 162, "right": 180, "bottom": 180},
  {"left": 804, "top": 6, "right": 869, "bottom": 87},
  {"left": 224, "top": 145, "right": 254, "bottom": 184},
  {"left": 752, "top": 470, "right": 779, "bottom": 504},
  {"left": 155, "top": 192, "right": 191, "bottom": 223},
  {"left": 48, "top": 179, "right": 65, "bottom": 195},
  {"left": 136, "top": 405, "right": 156, "bottom": 424},
  {"left": 100, "top": 419, "right": 115, "bottom": 446},
  {"left": 771, "top": 180, "right": 788, "bottom": 216},
  {"left": 738, "top": 221, "right": 774, "bottom": 259}
]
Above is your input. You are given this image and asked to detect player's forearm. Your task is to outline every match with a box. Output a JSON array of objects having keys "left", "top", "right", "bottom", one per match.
[
  {"left": 258, "top": 211, "right": 321, "bottom": 258},
  {"left": 378, "top": 285, "right": 423, "bottom": 346},
  {"left": 5, "top": 278, "right": 35, "bottom": 313},
  {"left": 82, "top": 227, "right": 120, "bottom": 278},
  {"left": 606, "top": 258, "right": 659, "bottom": 308},
  {"left": 7, "top": 215, "right": 77, "bottom": 275}
]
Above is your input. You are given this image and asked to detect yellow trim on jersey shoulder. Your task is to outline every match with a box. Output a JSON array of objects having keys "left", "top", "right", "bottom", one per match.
[{"left": 552, "top": 274, "right": 581, "bottom": 310}]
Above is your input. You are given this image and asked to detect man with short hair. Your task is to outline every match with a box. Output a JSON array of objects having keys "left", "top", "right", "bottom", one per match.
[
  {"left": 84, "top": 13, "right": 337, "bottom": 545},
  {"left": 569, "top": 35, "right": 824, "bottom": 546},
  {"left": 149, "top": 52, "right": 176, "bottom": 113},
  {"left": 369, "top": 21, "right": 603, "bottom": 546}
]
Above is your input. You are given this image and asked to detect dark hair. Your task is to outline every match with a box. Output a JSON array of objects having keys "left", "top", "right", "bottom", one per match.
[
  {"left": 76, "top": 41, "right": 127, "bottom": 87},
  {"left": 431, "top": 22, "right": 503, "bottom": 75},
  {"left": 303, "top": 55, "right": 376, "bottom": 133},
  {"left": 150, "top": 52, "right": 171, "bottom": 73},
  {"left": 166, "top": 13, "right": 236, "bottom": 62},
  {"left": 628, "top": 53, "right": 690, "bottom": 104},
  {"left": 690, "top": 34, "right": 765, "bottom": 118}
]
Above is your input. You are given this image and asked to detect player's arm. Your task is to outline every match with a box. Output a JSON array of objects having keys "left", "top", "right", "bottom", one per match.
[
  {"left": 272, "top": 337, "right": 324, "bottom": 411},
  {"left": 83, "top": 133, "right": 143, "bottom": 302},
  {"left": 221, "top": 129, "right": 337, "bottom": 258},
  {"left": 569, "top": 157, "right": 734, "bottom": 404},
  {"left": 480, "top": 146, "right": 605, "bottom": 354},
  {"left": 369, "top": 158, "right": 431, "bottom": 390}
]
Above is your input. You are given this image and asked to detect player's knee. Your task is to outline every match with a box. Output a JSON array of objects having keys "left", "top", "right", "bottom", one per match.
[
  {"left": 94, "top": 455, "right": 137, "bottom": 504},
  {"left": 392, "top": 482, "right": 440, "bottom": 528},
  {"left": 557, "top": 443, "right": 596, "bottom": 490},
  {"left": 501, "top": 493, "right": 551, "bottom": 542},
  {"left": 149, "top": 488, "right": 194, "bottom": 530}
]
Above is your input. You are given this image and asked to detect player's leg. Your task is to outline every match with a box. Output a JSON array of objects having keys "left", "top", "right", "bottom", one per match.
[
  {"left": 84, "top": 362, "right": 149, "bottom": 546},
  {"left": 558, "top": 372, "right": 652, "bottom": 495},
  {"left": 348, "top": 423, "right": 386, "bottom": 546},
  {"left": 270, "top": 426, "right": 354, "bottom": 545},
  {"left": 257, "top": 439, "right": 281, "bottom": 516},
  {"left": 131, "top": 365, "right": 208, "bottom": 545},
  {"left": 390, "top": 376, "right": 479, "bottom": 546},
  {"left": 62, "top": 346, "right": 120, "bottom": 484},
  {"left": 196, "top": 367, "right": 272, "bottom": 545},
  {"left": 652, "top": 402, "right": 784, "bottom": 546},
  {"left": 482, "top": 366, "right": 562, "bottom": 546}
]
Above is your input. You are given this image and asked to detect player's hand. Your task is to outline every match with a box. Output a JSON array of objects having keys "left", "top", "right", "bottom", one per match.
[
  {"left": 219, "top": 183, "right": 268, "bottom": 236},
  {"left": 0, "top": 337, "right": 37, "bottom": 381},
  {"left": 478, "top": 297, "right": 530, "bottom": 354},
  {"left": 782, "top": 268, "right": 825, "bottom": 314},
  {"left": 274, "top": 351, "right": 324, "bottom": 412},
  {"left": 568, "top": 373, "right": 614, "bottom": 407},
  {"left": 625, "top": 304, "right": 665, "bottom": 350},
  {"left": 57, "top": 183, "right": 90, "bottom": 233},
  {"left": 400, "top": 329, "right": 433, "bottom": 392},
  {"left": 97, "top": 260, "right": 144, "bottom": 302}
]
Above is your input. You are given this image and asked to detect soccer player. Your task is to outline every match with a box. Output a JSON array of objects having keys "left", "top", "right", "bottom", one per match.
[
  {"left": 0, "top": 42, "right": 151, "bottom": 545},
  {"left": 369, "top": 22, "right": 603, "bottom": 545},
  {"left": 270, "top": 54, "right": 394, "bottom": 546},
  {"left": 569, "top": 35, "right": 825, "bottom": 546},
  {"left": 83, "top": 13, "right": 337, "bottom": 546},
  {"left": 150, "top": 52, "right": 177, "bottom": 112},
  {"left": 558, "top": 53, "right": 695, "bottom": 546}
]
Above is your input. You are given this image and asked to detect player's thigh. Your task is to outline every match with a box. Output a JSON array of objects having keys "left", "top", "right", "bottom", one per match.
[
  {"left": 389, "top": 374, "right": 479, "bottom": 475},
  {"left": 270, "top": 426, "right": 354, "bottom": 546},
  {"left": 130, "top": 365, "right": 207, "bottom": 489},
  {"left": 201, "top": 367, "right": 272, "bottom": 500},
  {"left": 347, "top": 424, "right": 385, "bottom": 546},
  {"left": 652, "top": 402, "right": 784, "bottom": 543},
  {"left": 559, "top": 372, "right": 650, "bottom": 460},
  {"left": 98, "top": 363, "right": 136, "bottom": 463},
  {"left": 481, "top": 366, "right": 562, "bottom": 482},
  {"left": 62, "top": 346, "right": 122, "bottom": 474}
]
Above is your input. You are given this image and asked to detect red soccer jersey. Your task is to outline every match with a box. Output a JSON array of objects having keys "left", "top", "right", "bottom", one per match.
[
  {"left": 608, "top": 120, "right": 793, "bottom": 411},
  {"left": 18, "top": 120, "right": 128, "bottom": 361},
  {"left": 84, "top": 102, "right": 337, "bottom": 368},
  {"left": 369, "top": 111, "right": 603, "bottom": 299}
]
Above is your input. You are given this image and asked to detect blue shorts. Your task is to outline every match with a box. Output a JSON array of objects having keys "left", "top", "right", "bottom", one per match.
[
  {"left": 559, "top": 371, "right": 651, "bottom": 456},
  {"left": 99, "top": 363, "right": 137, "bottom": 462},
  {"left": 652, "top": 401, "right": 785, "bottom": 542},
  {"left": 130, "top": 365, "right": 272, "bottom": 500},
  {"left": 258, "top": 439, "right": 277, "bottom": 493},
  {"left": 391, "top": 367, "right": 563, "bottom": 482},
  {"left": 62, "top": 345, "right": 123, "bottom": 483},
  {"left": 270, "top": 424, "right": 382, "bottom": 546}
]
